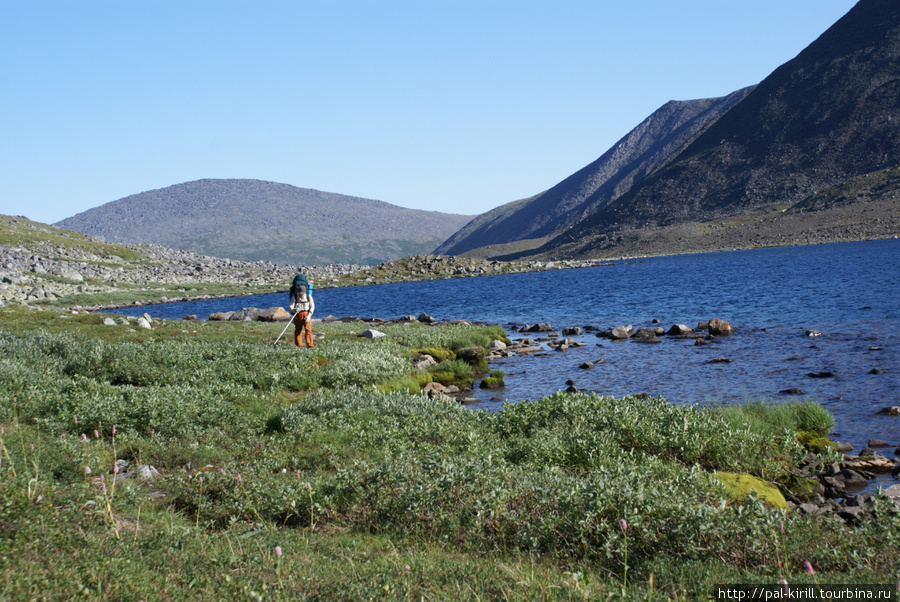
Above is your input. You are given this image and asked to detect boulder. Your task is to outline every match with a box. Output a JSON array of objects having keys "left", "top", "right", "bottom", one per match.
[
  {"left": 456, "top": 346, "right": 485, "bottom": 366},
  {"left": 877, "top": 406, "right": 900, "bottom": 416},
  {"left": 834, "top": 469, "right": 868, "bottom": 490},
  {"left": 667, "top": 324, "right": 693, "bottom": 336},
  {"left": 116, "top": 464, "right": 160, "bottom": 483},
  {"left": 422, "top": 381, "right": 446, "bottom": 398},
  {"left": 182, "top": 315, "right": 198, "bottom": 321},
  {"left": 709, "top": 357, "right": 732, "bottom": 364},
  {"left": 707, "top": 318, "right": 732, "bottom": 336},
  {"left": 835, "top": 441, "right": 854, "bottom": 452},
  {"left": 610, "top": 326, "right": 631, "bottom": 340},
  {"left": 633, "top": 334, "right": 661, "bottom": 344},
  {"left": 579, "top": 362, "right": 594, "bottom": 369},
  {"left": 883, "top": 484, "right": 900, "bottom": 501},
  {"left": 780, "top": 388, "right": 805, "bottom": 395},
  {"left": 805, "top": 329, "right": 823, "bottom": 337},
  {"left": 487, "top": 340, "right": 507, "bottom": 351},
  {"left": 417, "top": 312, "right": 435, "bottom": 323},
  {"left": 807, "top": 371, "right": 835, "bottom": 378},
  {"left": 526, "top": 323, "right": 553, "bottom": 333},
  {"left": 562, "top": 326, "right": 583, "bottom": 336},
  {"left": 361, "top": 329, "right": 386, "bottom": 339},
  {"left": 257, "top": 307, "right": 292, "bottom": 322},
  {"left": 102, "top": 317, "right": 116, "bottom": 326},
  {"left": 209, "top": 311, "right": 235, "bottom": 321},
  {"left": 231, "top": 307, "right": 262, "bottom": 321},
  {"left": 868, "top": 438, "right": 891, "bottom": 448},
  {"left": 136, "top": 317, "right": 152, "bottom": 330},
  {"left": 414, "top": 355, "right": 438, "bottom": 370}
]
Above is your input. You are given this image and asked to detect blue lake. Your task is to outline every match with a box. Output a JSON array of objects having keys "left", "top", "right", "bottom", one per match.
[{"left": 113, "top": 239, "right": 900, "bottom": 472}]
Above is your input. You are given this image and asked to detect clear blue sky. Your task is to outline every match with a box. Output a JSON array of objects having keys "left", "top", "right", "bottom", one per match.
[{"left": 1, "top": 0, "right": 858, "bottom": 224}]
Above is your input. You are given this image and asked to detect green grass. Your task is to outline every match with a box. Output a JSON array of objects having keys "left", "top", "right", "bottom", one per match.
[
  {"left": 0, "top": 215, "right": 146, "bottom": 261},
  {"left": 1, "top": 307, "right": 898, "bottom": 599}
]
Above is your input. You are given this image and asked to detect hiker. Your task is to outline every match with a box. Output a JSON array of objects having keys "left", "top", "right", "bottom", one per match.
[{"left": 289, "top": 273, "right": 315, "bottom": 348}]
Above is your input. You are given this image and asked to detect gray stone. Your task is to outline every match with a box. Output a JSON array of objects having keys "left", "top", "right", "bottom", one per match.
[
  {"left": 798, "top": 503, "right": 821, "bottom": 516},
  {"left": 562, "top": 326, "right": 583, "bottom": 336},
  {"left": 868, "top": 438, "right": 891, "bottom": 448},
  {"left": 136, "top": 317, "right": 152, "bottom": 330},
  {"left": 708, "top": 318, "right": 733, "bottom": 336},
  {"left": 231, "top": 307, "right": 262, "bottom": 321},
  {"left": 667, "top": 324, "right": 693, "bottom": 335},
  {"left": 361, "top": 329, "right": 386, "bottom": 339},
  {"left": 835, "top": 469, "right": 868, "bottom": 490},
  {"left": 487, "top": 340, "right": 507, "bottom": 351},
  {"left": 610, "top": 326, "right": 631, "bottom": 340},
  {"left": 877, "top": 406, "right": 900, "bottom": 416},
  {"left": 102, "top": 317, "right": 116, "bottom": 326},
  {"left": 883, "top": 484, "right": 900, "bottom": 500},
  {"left": 257, "top": 307, "right": 291, "bottom": 322},
  {"left": 805, "top": 329, "right": 823, "bottom": 337},
  {"left": 415, "top": 355, "right": 438, "bottom": 370}
]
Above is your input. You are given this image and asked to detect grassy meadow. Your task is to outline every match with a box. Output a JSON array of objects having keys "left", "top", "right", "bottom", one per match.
[{"left": 1, "top": 305, "right": 898, "bottom": 600}]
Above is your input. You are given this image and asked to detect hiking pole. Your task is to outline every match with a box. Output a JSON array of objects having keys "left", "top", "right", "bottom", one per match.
[{"left": 274, "top": 309, "right": 302, "bottom": 347}]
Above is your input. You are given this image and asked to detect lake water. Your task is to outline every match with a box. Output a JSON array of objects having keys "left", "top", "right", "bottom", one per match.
[{"left": 112, "top": 240, "right": 900, "bottom": 471}]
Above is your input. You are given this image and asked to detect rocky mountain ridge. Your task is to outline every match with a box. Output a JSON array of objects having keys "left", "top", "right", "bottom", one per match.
[
  {"left": 436, "top": 87, "right": 754, "bottom": 257},
  {"left": 444, "top": 0, "right": 900, "bottom": 261},
  {"left": 56, "top": 179, "right": 474, "bottom": 266}
]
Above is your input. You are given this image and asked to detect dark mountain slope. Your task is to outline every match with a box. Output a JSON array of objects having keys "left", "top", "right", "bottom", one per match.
[
  {"left": 435, "top": 87, "right": 753, "bottom": 256},
  {"left": 534, "top": 0, "right": 900, "bottom": 259},
  {"left": 57, "top": 179, "right": 473, "bottom": 265}
]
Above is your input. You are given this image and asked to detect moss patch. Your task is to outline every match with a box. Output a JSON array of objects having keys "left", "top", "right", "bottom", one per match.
[
  {"left": 796, "top": 430, "right": 838, "bottom": 454},
  {"left": 716, "top": 471, "right": 789, "bottom": 510}
]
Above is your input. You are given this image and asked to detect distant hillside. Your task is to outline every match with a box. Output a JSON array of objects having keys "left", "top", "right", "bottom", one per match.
[
  {"left": 522, "top": 0, "right": 900, "bottom": 259},
  {"left": 435, "top": 87, "right": 753, "bottom": 257},
  {"left": 57, "top": 179, "right": 474, "bottom": 265}
]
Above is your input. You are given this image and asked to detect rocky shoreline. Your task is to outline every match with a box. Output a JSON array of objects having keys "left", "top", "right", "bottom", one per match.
[{"left": 1, "top": 214, "right": 608, "bottom": 308}]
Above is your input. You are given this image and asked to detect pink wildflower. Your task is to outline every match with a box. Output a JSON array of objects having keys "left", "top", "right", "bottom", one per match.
[
  {"left": 82, "top": 433, "right": 88, "bottom": 442},
  {"left": 275, "top": 546, "right": 282, "bottom": 558},
  {"left": 620, "top": 519, "right": 628, "bottom": 531},
  {"left": 804, "top": 561, "right": 815, "bottom": 576},
  {"left": 237, "top": 473, "right": 242, "bottom": 483},
  {"left": 93, "top": 429, "right": 99, "bottom": 438},
  {"left": 85, "top": 466, "right": 92, "bottom": 475}
]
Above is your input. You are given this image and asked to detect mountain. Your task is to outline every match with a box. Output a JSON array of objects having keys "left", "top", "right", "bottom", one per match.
[
  {"left": 445, "top": 0, "right": 900, "bottom": 261},
  {"left": 434, "top": 87, "right": 754, "bottom": 257},
  {"left": 56, "top": 179, "right": 474, "bottom": 265}
]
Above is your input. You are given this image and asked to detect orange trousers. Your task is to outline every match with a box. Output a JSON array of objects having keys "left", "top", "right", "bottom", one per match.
[{"left": 293, "top": 311, "right": 314, "bottom": 348}]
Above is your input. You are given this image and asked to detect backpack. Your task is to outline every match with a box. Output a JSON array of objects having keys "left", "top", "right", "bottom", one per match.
[
  {"left": 289, "top": 274, "right": 313, "bottom": 309},
  {"left": 290, "top": 274, "right": 309, "bottom": 298}
]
